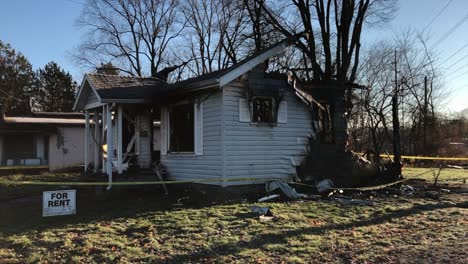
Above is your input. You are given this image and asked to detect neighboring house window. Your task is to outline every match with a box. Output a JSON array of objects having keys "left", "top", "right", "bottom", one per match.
[
  {"left": 170, "top": 103, "right": 194, "bottom": 152},
  {"left": 252, "top": 97, "right": 274, "bottom": 123}
]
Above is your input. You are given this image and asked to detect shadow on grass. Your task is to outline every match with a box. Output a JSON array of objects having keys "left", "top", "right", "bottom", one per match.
[
  {"left": 0, "top": 182, "right": 265, "bottom": 236},
  {"left": 164, "top": 200, "right": 468, "bottom": 263},
  {"left": 2, "top": 185, "right": 467, "bottom": 263},
  {"left": 0, "top": 185, "right": 210, "bottom": 235}
]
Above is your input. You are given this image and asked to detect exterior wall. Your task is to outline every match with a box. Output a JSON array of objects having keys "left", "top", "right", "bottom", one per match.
[
  {"left": 161, "top": 91, "right": 223, "bottom": 182},
  {"left": 0, "top": 134, "right": 47, "bottom": 166},
  {"left": 87, "top": 89, "right": 100, "bottom": 105},
  {"left": 222, "top": 79, "right": 314, "bottom": 186},
  {"left": 49, "top": 126, "right": 93, "bottom": 170}
]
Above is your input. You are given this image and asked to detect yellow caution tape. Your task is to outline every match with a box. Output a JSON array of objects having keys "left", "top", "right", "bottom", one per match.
[
  {"left": 357, "top": 153, "right": 468, "bottom": 161},
  {"left": 0, "top": 165, "right": 50, "bottom": 170},
  {"left": 0, "top": 177, "right": 285, "bottom": 186}
]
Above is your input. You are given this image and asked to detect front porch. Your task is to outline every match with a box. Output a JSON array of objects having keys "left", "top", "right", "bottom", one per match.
[
  {"left": 73, "top": 74, "right": 168, "bottom": 186},
  {"left": 83, "top": 103, "right": 161, "bottom": 180}
]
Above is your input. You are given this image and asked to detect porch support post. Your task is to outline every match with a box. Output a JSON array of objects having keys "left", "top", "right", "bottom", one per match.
[
  {"left": 84, "top": 110, "right": 89, "bottom": 172},
  {"left": 117, "top": 105, "right": 123, "bottom": 174},
  {"left": 93, "top": 109, "right": 100, "bottom": 173},
  {"left": 101, "top": 106, "right": 107, "bottom": 173},
  {"left": 106, "top": 104, "right": 113, "bottom": 190}
]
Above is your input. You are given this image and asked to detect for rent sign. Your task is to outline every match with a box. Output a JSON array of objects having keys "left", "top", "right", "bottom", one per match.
[{"left": 43, "top": 190, "right": 76, "bottom": 217}]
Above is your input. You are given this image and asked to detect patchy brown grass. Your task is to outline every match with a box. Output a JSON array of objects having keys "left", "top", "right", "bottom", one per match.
[
  {"left": 403, "top": 167, "right": 468, "bottom": 184},
  {"left": 0, "top": 169, "right": 467, "bottom": 263},
  {"left": 0, "top": 172, "right": 81, "bottom": 201}
]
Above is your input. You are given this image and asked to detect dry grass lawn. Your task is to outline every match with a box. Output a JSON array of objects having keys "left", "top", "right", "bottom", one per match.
[{"left": 0, "top": 168, "right": 467, "bottom": 263}]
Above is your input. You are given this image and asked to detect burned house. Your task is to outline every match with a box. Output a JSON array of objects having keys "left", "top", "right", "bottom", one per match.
[{"left": 73, "top": 36, "right": 348, "bottom": 187}]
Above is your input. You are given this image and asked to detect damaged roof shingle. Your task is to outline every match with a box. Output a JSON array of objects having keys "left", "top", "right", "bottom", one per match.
[
  {"left": 86, "top": 74, "right": 166, "bottom": 100},
  {"left": 79, "top": 33, "right": 304, "bottom": 104}
]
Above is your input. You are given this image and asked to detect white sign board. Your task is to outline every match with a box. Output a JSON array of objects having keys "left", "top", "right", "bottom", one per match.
[{"left": 43, "top": 190, "right": 76, "bottom": 217}]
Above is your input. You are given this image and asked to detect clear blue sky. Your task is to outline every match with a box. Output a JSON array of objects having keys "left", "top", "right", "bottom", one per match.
[{"left": 0, "top": 0, "right": 467, "bottom": 112}]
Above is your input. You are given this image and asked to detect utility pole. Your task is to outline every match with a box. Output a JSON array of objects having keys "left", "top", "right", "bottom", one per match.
[
  {"left": 392, "top": 50, "right": 402, "bottom": 177},
  {"left": 423, "top": 76, "right": 428, "bottom": 154}
]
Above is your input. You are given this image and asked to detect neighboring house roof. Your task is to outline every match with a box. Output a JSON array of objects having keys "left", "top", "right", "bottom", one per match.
[
  {"left": 0, "top": 114, "right": 85, "bottom": 134},
  {"left": 73, "top": 33, "right": 303, "bottom": 111},
  {"left": 31, "top": 112, "right": 84, "bottom": 119},
  {"left": 2, "top": 117, "right": 85, "bottom": 125}
]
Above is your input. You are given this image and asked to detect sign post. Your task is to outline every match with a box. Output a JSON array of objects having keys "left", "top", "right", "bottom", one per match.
[{"left": 42, "top": 190, "right": 76, "bottom": 217}]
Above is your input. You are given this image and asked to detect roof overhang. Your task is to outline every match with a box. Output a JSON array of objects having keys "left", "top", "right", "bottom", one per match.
[{"left": 218, "top": 41, "right": 291, "bottom": 87}]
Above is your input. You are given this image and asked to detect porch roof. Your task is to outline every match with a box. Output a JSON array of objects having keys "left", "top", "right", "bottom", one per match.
[{"left": 86, "top": 74, "right": 165, "bottom": 100}]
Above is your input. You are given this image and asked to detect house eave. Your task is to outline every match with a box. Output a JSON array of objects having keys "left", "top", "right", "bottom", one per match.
[
  {"left": 100, "top": 98, "right": 151, "bottom": 104},
  {"left": 73, "top": 75, "right": 104, "bottom": 111}
]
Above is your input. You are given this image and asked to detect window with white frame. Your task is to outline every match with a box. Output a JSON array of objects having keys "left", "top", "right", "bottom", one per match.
[
  {"left": 169, "top": 103, "right": 194, "bottom": 152},
  {"left": 160, "top": 102, "right": 203, "bottom": 155}
]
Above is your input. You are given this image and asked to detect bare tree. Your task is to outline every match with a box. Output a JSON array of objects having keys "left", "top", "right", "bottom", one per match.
[
  {"left": 258, "top": 0, "right": 397, "bottom": 83},
  {"left": 179, "top": 0, "right": 248, "bottom": 76},
  {"left": 350, "top": 31, "right": 448, "bottom": 158},
  {"left": 74, "top": 0, "right": 183, "bottom": 77}
]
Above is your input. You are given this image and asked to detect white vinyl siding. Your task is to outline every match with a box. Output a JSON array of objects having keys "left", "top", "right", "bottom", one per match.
[
  {"left": 194, "top": 102, "right": 204, "bottom": 155},
  {"left": 160, "top": 92, "right": 222, "bottom": 183},
  {"left": 277, "top": 100, "right": 287, "bottom": 123},
  {"left": 238, "top": 99, "right": 250, "bottom": 122},
  {"left": 222, "top": 80, "right": 313, "bottom": 186}
]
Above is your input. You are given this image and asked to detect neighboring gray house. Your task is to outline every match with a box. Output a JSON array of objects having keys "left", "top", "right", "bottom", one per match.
[
  {"left": 74, "top": 36, "right": 327, "bottom": 187},
  {"left": 0, "top": 110, "right": 92, "bottom": 170}
]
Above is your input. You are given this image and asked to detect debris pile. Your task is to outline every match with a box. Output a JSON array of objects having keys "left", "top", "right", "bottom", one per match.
[
  {"left": 250, "top": 206, "right": 274, "bottom": 222},
  {"left": 265, "top": 181, "right": 307, "bottom": 200}
]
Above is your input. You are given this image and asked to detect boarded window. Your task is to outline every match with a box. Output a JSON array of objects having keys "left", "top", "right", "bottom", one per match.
[
  {"left": 170, "top": 104, "right": 194, "bottom": 152},
  {"left": 252, "top": 97, "right": 274, "bottom": 123}
]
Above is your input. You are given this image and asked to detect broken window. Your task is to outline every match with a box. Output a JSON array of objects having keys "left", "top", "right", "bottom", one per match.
[
  {"left": 169, "top": 103, "right": 194, "bottom": 152},
  {"left": 252, "top": 97, "right": 274, "bottom": 123}
]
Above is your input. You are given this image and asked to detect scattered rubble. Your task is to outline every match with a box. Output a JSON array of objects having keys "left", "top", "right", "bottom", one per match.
[
  {"left": 440, "top": 188, "right": 450, "bottom": 193},
  {"left": 250, "top": 206, "right": 273, "bottom": 216},
  {"left": 400, "top": 185, "right": 414, "bottom": 196},
  {"left": 446, "top": 165, "right": 464, "bottom": 169},
  {"left": 172, "top": 196, "right": 190, "bottom": 207},
  {"left": 250, "top": 206, "right": 274, "bottom": 221},
  {"left": 266, "top": 181, "right": 307, "bottom": 200},
  {"left": 259, "top": 215, "right": 274, "bottom": 222},
  {"left": 316, "top": 179, "right": 335, "bottom": 195},
  {"left": 258, "top": 194, "right": 280, "bottom": 202}
]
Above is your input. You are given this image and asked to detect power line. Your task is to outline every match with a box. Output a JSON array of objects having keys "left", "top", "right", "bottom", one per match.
[
  {"left": 444, "top": 53, "right": 468, "bottom": 70},
  {"left": 429, "top": 13, "right": 468, "bottom": 52},
  {"left": 451, "top": 84, "right": 468, "bottom": 93},
  {"left": 451, "top": 68, "right": 468, "bottom": 81},
  {"left": 446, "top": 62, "right": 468, "bottom": 78},
  {"left": 439, "top": 43, "right": 468, "bottom": 65},
  {"left": 422, "top": 0, "right": 454, "bottom": 33}
]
